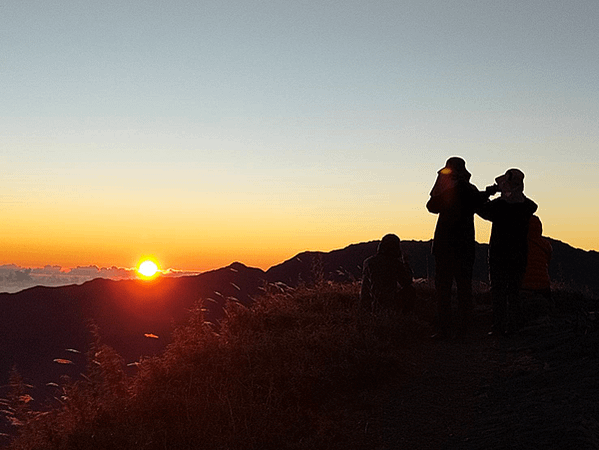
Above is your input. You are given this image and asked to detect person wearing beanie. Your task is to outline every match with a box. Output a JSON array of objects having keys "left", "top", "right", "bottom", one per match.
[
  {"left": 360, "top": 233, "right": 415, "bottom": 313},
  {"left": 426, "top": 157, "right": 492, "bottom": 339},
  {"left": 479, "top": 168, "right": 538, "bottom": 336}
]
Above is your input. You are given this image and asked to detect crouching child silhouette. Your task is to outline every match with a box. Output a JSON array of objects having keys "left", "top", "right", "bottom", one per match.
[{"left": 360, "top": 234, "right": 415, "bottom": 314}]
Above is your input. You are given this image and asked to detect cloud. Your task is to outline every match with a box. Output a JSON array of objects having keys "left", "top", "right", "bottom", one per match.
[
  {"left": 31, "top": 265, "right": 63, "bottom": 274},
  {"left": 161, "top": 268, "right": 202, "bottom": 278},
  {"left": 0, "top": 264, "right": 202, "bottom": 294},
  {"left": 0, "top": 266, "right": 33, "bottom": 283},
  {"left": 67, "top": 265, "right": 131, "bottom": 278}
]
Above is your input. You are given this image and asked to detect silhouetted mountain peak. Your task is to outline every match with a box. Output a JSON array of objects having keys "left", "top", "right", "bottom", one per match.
[{"left": 227, "top": 261, "right": 251, "bottom": 271}]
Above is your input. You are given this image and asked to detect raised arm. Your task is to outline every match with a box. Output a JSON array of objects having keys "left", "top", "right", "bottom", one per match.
[{"left": 476, "top": 184, "right": 499, "bottom": 221}]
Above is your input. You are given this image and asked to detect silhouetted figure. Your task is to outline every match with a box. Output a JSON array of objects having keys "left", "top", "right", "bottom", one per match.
[
  {"left": 426, "top": 157, "right": 490, "bottom": 339},
  {"left": 360, "top": 234, "right": 415, "bottom": 313},
  {"left": 520, "top": 215, "right": 553, "bottom": 322},
  {"left": 479, "top": 168, "right": 538, "bottom": 336},
  {"left": 522, "top": 215, "right": 552, "bottom": 298}
]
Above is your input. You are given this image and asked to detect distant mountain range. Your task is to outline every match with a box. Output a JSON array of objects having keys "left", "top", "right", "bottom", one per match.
[
  {"left": 0, "top": 237, "right": 597, "bottom": 410},
  {"left": 266, "top": 238, "right": 599, "bottom": 296}
]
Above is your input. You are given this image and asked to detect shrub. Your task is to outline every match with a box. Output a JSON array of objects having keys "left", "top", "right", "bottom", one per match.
[{"left": 6, "top": 282, "right": 428, "bottom": 450}]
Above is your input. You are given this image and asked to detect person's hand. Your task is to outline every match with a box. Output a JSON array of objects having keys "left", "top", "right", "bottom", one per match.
[{"left": 485, "top": 184, "right": 499, "bottom": 195}]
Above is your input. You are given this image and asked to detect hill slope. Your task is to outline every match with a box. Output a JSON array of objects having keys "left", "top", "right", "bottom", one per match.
[
  {"left": 0, "top": 237, "right": 597, "bottom": 410},
  {"left": 0, "top": 263, "right": 265, "bottom": 390},
  {"left": 4, "top": 283, "right": 599, "bottom": 449},
  {"left": 266, "top": 238, "right": 599, "bottom": 296}
]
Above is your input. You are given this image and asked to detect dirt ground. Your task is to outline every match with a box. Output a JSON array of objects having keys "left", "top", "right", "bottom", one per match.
[{"left": 351, "top": 295, "right": 599, "bottom": 450}]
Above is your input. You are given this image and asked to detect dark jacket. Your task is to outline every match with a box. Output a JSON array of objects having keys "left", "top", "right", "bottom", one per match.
[
  {"left": 360, "top": 236, "right": 413, "bottom": 309},
  {"left": 426, "top": 181, "right": 486, "bottom": 262},
  {"left": 522, "top": 215, "right": 552, "bottom": 290},
  {"left": 478, "top": 197, "right": 538, "bottom": 268}
]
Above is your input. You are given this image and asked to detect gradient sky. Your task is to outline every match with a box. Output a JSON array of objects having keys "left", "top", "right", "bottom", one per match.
[{"left": 2, "top": 0, "right": 598, "bottom": 273}]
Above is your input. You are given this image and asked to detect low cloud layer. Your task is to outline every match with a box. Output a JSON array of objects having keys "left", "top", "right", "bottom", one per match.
[{"left": 0, "top": 264, "right": 201, "bottom": 294}]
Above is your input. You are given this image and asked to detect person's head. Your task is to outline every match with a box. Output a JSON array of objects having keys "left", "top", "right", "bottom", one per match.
[
  {"left": 495, "top": 168, "right": 525, "bottom": 201},
  {"left": 529, "top": 215, "right": 543, "bottom": 237},
  {"left": 378, "top": 234, "right": 402, "bottom": 257},
  {"left": 438, "top": 156, "right": 471, "bottom": 182}
]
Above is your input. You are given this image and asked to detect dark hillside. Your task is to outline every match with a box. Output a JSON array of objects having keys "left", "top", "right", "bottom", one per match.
[
  {"left": 267, "top": 238, "right": 598, "bottom": 298},
  {"left": 549, "top": 238, "right": 599, "bottom": 295},
  {"left": 0, "top": 263, "right": 265, "bottom": 393},
  {"left": 1, "top": 236, "right": 597, "bottom": 441},
  {"left": 2, "top": 237, "right": 596, "bottom": 395},
  {"left": 4, "top": 282, "right": 599, "bottom": 449},
  {"left": 264, "top": 240, "right": 440, "bottom": 286}
]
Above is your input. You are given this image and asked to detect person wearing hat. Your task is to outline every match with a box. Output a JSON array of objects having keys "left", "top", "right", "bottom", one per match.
[
  {"left": 478, "top": 168, "right": 538, "bottom": 336},
  {"left": 360, "top": 233, "right": 415, "bottom": 314},
  {"left": 426, "top": 157, "right": 491, "bottom": 339}
]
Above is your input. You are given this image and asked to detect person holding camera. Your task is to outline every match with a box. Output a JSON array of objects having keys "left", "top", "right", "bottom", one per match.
[{"left": 478, "top": 168, "right": 538, "bottom": 336}]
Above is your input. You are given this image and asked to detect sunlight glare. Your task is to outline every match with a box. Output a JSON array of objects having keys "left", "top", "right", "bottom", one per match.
[{"left": 138, "top": 259, "right": 159, "bottom": 279}]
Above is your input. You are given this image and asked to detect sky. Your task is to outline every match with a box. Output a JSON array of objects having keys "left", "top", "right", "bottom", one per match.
[{"left": 2, "top": 0, "right": 598, "bottom": 283}]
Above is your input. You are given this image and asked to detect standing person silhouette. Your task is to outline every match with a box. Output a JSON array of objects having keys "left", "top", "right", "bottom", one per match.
[
  {"left": 479, "top": 168, "right": 538, "bottom": 336},
  {"left": 426, "top": 157, "right": 491, "bottom": 339}
]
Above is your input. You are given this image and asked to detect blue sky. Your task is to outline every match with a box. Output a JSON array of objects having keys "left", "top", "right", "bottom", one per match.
[{"left": 1, "top": 0, "right": 598, "bottom": 273}]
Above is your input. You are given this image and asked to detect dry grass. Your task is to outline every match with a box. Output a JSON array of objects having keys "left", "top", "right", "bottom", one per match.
[
  {"left": 4, "top": 282, "right": 597, "bottom": 449},
  {"left": 3, "top": 282, "right": 430, "bottom": 450}
]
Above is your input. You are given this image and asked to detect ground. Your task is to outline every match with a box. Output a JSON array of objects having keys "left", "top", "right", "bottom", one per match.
[{"left": 346, "top": 295, "right": 599, "bottom": 450}]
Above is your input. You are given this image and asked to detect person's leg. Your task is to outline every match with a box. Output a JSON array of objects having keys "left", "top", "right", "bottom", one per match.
[
  {"left": 398, "top": 285, "right": 416, "bottom": 314},
  {"left": 541, "top": 288, "right": 555, "bottom": 311},
  {"left": 455, "top": 259, "right": 474, "bottom": 335},
  {"left": 490, "top": 264, "right": 508, "bottom": 335},
  {"left": 506, "top": 265, "right": 525, "bottom": 334},
  {"left": 434, "top": 257, "right": 454, "bottom": 337}
]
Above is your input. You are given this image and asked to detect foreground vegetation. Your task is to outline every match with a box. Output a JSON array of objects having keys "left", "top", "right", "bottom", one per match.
[
  {"left": 3, "top": 281, "right": 598, "bottom": 449},
  {"left": 3, "top": 282, "right": 432, "bottom": 449}
]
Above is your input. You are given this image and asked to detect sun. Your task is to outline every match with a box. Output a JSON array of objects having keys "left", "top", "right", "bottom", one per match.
[{"left": 137, "top": 259, "right": 160, "bottom": 279}]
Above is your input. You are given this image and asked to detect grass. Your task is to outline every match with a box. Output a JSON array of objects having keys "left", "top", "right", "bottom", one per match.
[
  {"left": 3, "top": 280, "right": 597, "bottom": 449},
  {"left": 2, "top": 282, "right": 429, "bottom": 450}
]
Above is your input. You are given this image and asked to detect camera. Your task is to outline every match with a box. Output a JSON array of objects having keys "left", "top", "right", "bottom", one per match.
[{"left": 485, "top": 184, "right": 499, "bottom": 195}]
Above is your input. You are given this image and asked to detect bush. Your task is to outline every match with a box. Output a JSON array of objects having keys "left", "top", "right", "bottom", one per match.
[{"left": 7, "top": 282, "right": 429, "bottom": 450}]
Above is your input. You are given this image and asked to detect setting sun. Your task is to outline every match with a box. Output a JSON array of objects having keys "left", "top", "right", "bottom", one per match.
[{"left": 137, "top": 259, "right": 159, "bottom": 279}]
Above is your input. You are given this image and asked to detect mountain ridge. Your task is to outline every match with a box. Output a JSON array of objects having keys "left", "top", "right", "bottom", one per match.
[{"left": 0, "top": 237, "right": 597, "bottom": 411}]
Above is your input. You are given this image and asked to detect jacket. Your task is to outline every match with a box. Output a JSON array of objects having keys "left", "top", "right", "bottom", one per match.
[
  {"left": 522, "top": 215, "right": 552, "bottom": 290},
  {"left": 360, "top": 235, "right": 413, "bottom": 309},
  {"left": 478, "top": 196, "right": 538, "bottom": 267},
  {"left": 426, "top": 180, "right": 486, "bottom": 262}
]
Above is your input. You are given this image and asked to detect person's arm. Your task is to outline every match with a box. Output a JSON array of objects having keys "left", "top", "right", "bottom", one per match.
[
  {"left": 476, "top": 187, "right": 498, "bottom": 221},
  {"left": 427, "top": 173, "right": 457, "bottom": 214},
  {"left": 426, "top": 189, "right": 449, "bottom": 214},
  {"left": 426, "top": 197, "right": 440, "bottom": 213},
  {"left": 474, "top": 184, "right": 497, "bottom": 208},
  {"left": 397, "top": 259, "right": 413, "bottom": 289},
  {"left": 543, "top": 239, "right": 553, "bottom": 261},
  {"left": 528, "top": 199, "right": 538, "bottom": 216}
]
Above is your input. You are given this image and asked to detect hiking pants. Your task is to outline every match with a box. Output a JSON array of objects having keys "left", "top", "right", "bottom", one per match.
[{"left": 434, "top": 255, "right": 474, "bottom": 334}]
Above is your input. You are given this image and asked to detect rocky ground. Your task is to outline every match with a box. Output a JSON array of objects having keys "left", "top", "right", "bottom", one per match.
[{"left": 350, "top": 292, "right": 599, "bottom": 450}]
